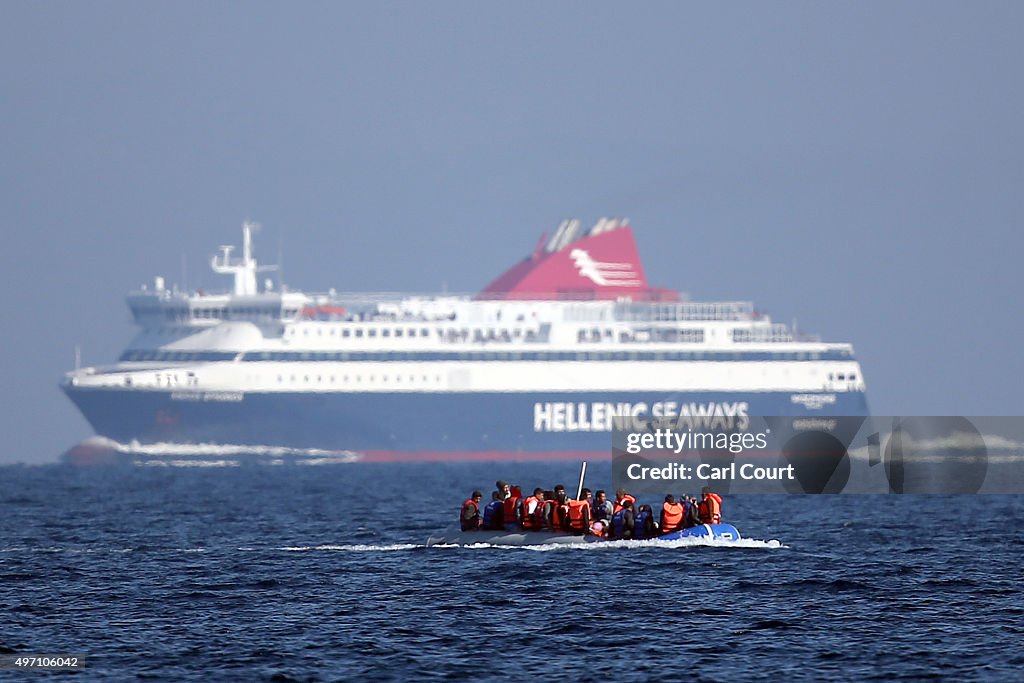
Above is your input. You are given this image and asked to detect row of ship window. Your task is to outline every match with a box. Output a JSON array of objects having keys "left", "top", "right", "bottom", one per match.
[
  {"left": 136, "top": 303, "right": 758, "bottom": 324},
  {"left": 120, "top": 349, "right": 853, "bottom": 362},
  {"left": 135, "top": 316, "right": 796, "bottom": 347},
  {"left": 137, "top": 307, "right": 295, "bottom": 321},
  {"left": 283, "top": 328, "right": 723, "bottom": 343},
  {"left": 577, "top": 329, "right": 705, "bottom": 343},
  {"left": 288, "top": 327, "right": 436, "bottom": 338},
  {"left": 828, "top": 372, "right": 858, "bottom": 382},
  {"left": 272, "top": 374, "right": 442, "bottom": 384}
]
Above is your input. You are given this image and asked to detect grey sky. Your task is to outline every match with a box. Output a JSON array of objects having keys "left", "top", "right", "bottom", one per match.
[{"left": 1, "top": 2, "right": 1021, "bottom": 463}]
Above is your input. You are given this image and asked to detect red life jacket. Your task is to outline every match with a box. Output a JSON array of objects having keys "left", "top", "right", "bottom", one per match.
[
  {"left": 661, "top": 502, "right": 684, "bottom": 533},
  {"left": 613, "top": 494, "right": 637, "bottom": 514},
  {"left": 522, "top": 495, "right": 542, "bottom": 530},
  {"left": 460, "top": 499, "right": 480, "bottom": 531},
  {"left": 503, "top": 488, "right": 523, "bottom": 528},
  {"left": 552, "top": 502, "right": 569, "bottom": 531},
  {"left": 698, "top": 493, "right": 723, "bottom": 524},
  {"left": 566, "top": 499, "right": 591, "bottom": 532}
]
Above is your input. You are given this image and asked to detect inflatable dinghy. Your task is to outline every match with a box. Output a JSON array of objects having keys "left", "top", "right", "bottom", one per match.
[
  {"left": 425, "top": 523, "right": 741, "bottom": 547},
  {"left": 658, "top": 523, "right": 741, "bottom": 541}
]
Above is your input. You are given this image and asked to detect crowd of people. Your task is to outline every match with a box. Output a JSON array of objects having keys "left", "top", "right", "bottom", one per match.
[{"left": 459, "top": 480, "right": 724, "bottom": 540}]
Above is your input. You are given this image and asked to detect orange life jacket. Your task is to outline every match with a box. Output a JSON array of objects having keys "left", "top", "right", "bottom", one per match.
[
  {"left": 661, "top": 502, "right": 684, "bottom": 533},
  {"left": 522, "top": 495, "right": 542, "bottom": 530},
  {"left": 613, "top": 494, "right": 637, "bottom": 514},
  {"left": 552, "top": 502, "right": 570, "bottom": 531},
  {"left": 698, "top": 493, "right": 723, "bottom": 524},
  {"left": 503, "top": 488, "right": 523, "bottom": 528},
  {"left": 566, "top": 499, "right": 591, "bottom": 532}
]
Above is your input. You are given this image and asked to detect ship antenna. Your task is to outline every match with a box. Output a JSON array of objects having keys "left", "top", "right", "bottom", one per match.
[
  {"left": 277, "top": 233, "right": 285, "bottom": 291},
  {"left": 211, "top": 221, "right": 264, "bottom": 296},
  {"left": 243, "top": 220, "right": 257, "bottom": 267}
]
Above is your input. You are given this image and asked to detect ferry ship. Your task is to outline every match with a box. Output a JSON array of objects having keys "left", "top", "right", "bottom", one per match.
[{"left": 61, "top": 218, "right": 868, "bottom": 464}]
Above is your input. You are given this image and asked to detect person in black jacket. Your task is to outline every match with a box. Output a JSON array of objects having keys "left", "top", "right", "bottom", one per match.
[{"left": 682, "top": 495, "right": 702, "bottom": 528}]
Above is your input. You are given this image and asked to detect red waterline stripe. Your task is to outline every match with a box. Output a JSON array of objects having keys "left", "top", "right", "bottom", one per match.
[{"left": 358, "top": 450, "right": 610, "bottom": 463}]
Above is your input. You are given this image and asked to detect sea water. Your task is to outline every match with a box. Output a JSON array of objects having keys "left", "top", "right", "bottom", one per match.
[{"left": 1, "top": 461, "right": 1021, "bottom": 681}]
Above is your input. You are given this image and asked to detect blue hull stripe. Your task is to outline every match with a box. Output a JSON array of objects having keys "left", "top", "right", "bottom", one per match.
[{"left": 66, "top": 388, "right": 869, "bottom": 452}]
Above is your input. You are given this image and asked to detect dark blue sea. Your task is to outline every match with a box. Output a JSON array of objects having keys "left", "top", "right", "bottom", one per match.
[{"left": 1, "top": 461, "right": 1022, "bottom": 681}]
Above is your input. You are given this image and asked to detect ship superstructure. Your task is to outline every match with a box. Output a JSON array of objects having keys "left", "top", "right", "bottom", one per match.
[{"left": 62, "top": 219, "right": 867, "bottom": 462}]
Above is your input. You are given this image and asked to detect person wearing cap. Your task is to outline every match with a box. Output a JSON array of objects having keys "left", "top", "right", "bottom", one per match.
[
  {"left": 495, "top": 480, "right": 511, "bottom": 500},
  {"left": 460, "top": 491, "right": 483, "bottom": 531}
]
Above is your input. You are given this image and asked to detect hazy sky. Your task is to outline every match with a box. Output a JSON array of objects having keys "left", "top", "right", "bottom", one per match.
[{"left": 2, "top": 2, "right": 1022, "bottom": 463}]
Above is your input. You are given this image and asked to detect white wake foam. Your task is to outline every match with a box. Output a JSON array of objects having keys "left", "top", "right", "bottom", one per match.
[
  {"left": 274, "top": 544, "right": 421, "bottom": 552},
  {"left": 458, "top": 537, "right": 785, "bottom": 551},
  {"left": 254, "top": 538, "right": 786, "bottom": 553},
  {"left": 76, "top": 435, "right": 360, "bottom": 464}
]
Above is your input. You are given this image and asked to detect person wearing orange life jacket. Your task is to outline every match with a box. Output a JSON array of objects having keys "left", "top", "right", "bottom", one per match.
[
  {"left": 697, "top": 486, "right": 723, "bottom": 524},
  {"left": 565, "top": 495, "right": 592, "bottom": 535},
  {"left": 576, "top": 488, "right": 608, "bottom": 536},
  {"left": 660, "top": 494, "right": 685, "bottom": 534},
  {"left": 521, "top": 488, "right": 546, "bottom": 531},
  {"left": 613, "top": 488, "right": 637, "bottom": 514},
  {"left": 460, "top": 491, "right": 483, "bottom": 531},
  {"left": 539, "top": 490, "right": 558, "bottom": 530},
  {"left": 503, "top": 485, "right": 524, "bottom": 531},
  {"left": 551, "top": 486, "right": 570, "bottom": 531}
]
